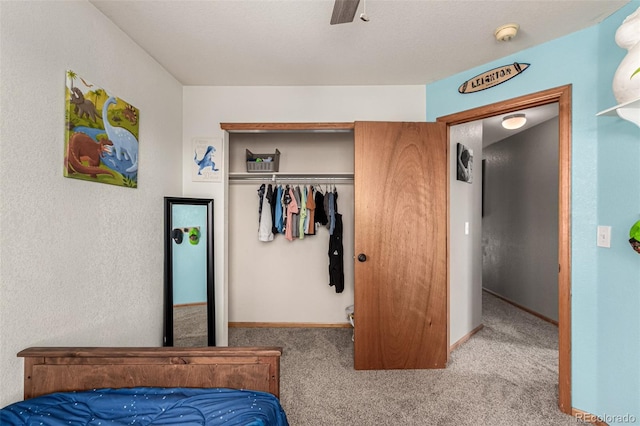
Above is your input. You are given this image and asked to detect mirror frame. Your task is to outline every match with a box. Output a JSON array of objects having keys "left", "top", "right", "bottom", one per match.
[{"left": 163, "top": 196, "right": 215, "bottom": 346}]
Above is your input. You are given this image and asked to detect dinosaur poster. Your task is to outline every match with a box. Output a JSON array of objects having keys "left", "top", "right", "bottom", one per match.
[
  {"left": 64, "top": 70, "right": 140, "bottom": 188},
  {"left": 192, "top": 137, "right": 222, "bottom": 182}
]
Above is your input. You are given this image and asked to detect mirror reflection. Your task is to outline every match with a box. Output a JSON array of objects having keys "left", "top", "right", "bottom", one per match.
[{"left": 164, "top": 197, "right": 215, "bottom": 346}]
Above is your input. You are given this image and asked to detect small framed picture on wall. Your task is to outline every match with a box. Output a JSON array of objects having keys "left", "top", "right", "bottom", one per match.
[
  {"left": 456, "top": 142, "right": 473, "bottom": 184},
  {"left": 192, "top": 137, "right": 222, "bottom": 182}
]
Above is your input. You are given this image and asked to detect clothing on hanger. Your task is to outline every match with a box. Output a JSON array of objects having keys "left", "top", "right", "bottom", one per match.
[
  {"left": 315, "top": 188, "right": 327, "bottom": 225},
  {"left": 253, "top": 181, "right": 344, "bottom": 294},
  {"left": 258, "top": 184, "right": 273, "bottom": 242},
  {"left": 267, "top": 183, "right": 278, "bottom": 235},
  {"left": 291, "top": 186, "right": 301, "bottom": 239},
  {"left": 282, "top": 184, "right": 291, "bottom": 235},
  {"left": 328, "top": 212, "right": 344, "bottom": 293},
  {"left": 298, "top": 185, "right": 307, "bottom": 239},
  {"left": 257, "top": 184, "right": 265, "bottom": 216},
  {"left": 305, "top": 185, "right": 316, "bottom": 235},
  {"left": 274, "top": 185, "right": 283, "bottom": 234},
  {"left": 327, "top": 190, "right": 336, "bottom": 235},
  {"left": 285, "top": 186, "right": 298, "bottom": 241},
  {"left": 255, "top": 180, "right": 342, "bottom": 270}
]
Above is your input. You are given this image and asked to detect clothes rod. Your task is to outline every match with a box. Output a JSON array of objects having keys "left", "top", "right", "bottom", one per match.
[{"left": 229, "top": 173, "right": 354, "bottom": 183}]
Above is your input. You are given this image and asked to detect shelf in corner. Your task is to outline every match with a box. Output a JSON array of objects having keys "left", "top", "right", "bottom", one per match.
[{"left": 597, "top": 97, "right": 640, "bottom": 127}]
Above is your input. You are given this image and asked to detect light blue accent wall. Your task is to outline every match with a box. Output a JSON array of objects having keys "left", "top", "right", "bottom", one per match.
[
  {"left": 426, "top": 1, "right": 639, "bottom": 422},
  {"left": 595, "top": 3, "right": 640, "bottom": 421},
  {"left": 171, "top": 204, "right": 208, "bottom": 305}
]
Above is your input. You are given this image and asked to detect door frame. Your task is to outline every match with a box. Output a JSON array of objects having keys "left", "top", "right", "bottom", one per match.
[{"left": 436, "top": 84, "right": 572, "bottom": 413}]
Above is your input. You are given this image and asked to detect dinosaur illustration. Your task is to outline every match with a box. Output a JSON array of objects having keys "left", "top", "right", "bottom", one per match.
[
  {"left": 65, "top": 132, "right": 114, "bottom": 178},
  {"left": 194, "top": 145, "right": 219, "bottom": 175},
  {"left": 70, "top": 87, "right": 101, "bottom": 123},
  {"left": 102, "top": 96, "right": 139, "bottom": 174},
  {"left": 123, "top": 103, "right": 138, "bottom": 125},
  {"left": 80, "top": 77, "right": 94, "bottom": 88}
]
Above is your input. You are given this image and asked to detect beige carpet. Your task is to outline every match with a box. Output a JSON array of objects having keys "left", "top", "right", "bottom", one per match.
[
  {"left": 229, "top": 292, "right": 586, "bottom": 425},
  {"left": 173, "top": 304, "right": 208, "bottom": 347}
]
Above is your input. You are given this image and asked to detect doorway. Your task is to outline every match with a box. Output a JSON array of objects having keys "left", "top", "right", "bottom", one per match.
[
  {"left": 437, "top": 85, "right": 572, "bottom": 413},
  {"left": 481, "top": 103, "right": 559, "bottom": 322}
]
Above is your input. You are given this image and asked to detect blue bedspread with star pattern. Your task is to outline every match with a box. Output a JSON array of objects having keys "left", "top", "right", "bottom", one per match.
[{"left": 0, "top": 387, "right": 289, "bottom": 425}]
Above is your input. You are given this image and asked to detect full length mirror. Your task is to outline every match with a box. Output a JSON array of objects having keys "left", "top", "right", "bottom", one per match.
[{"left": 164, "top": 197, "right": 215, "bottom": 346}]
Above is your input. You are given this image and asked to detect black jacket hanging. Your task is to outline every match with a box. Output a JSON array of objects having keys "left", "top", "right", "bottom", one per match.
[
  {"left": 266, "top": 184, "right": 278, "bottom": 234},
  {"left": 328, "top": 212, "right": 344, "bottom": 293}
]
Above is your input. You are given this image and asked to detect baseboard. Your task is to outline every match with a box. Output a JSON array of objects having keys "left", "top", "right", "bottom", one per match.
[
  {"left": 572, "top": 408, "right": 610, "bottom": 426},
  {"left": 229, "top": 322, "right": 352, "bottom": 328},
  {"left": 450, "top": 324, "right": 484, "bottom": 352},
  {"left": 482, "top": 288, "right": 559, "bottom": 326}
]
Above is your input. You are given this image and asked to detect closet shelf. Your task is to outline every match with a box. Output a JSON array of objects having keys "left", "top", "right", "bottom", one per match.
[
  {"left": 229, "top": 172, "right": 354, "bottom": 182},
  {"left": 221, "top": 122, "right": 354, "bottom": 133},
  {"left": 596, "top": 97, "right": 640, "bottom": 128}
]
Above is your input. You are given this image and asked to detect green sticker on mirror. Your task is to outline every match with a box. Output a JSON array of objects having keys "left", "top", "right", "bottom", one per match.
[
  {"left": 189, "top": 228, "right": 201, "bottom": 245},
  {"left": 630, "top": 220, "right": 640, "bottom": 241},
  {"left": 630, "top": 220, "right": 640, "bottom": 254}
]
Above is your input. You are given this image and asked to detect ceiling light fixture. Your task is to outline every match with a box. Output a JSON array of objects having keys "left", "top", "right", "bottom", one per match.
[
  {"left": 494, "top": 23, "right": 519, "bottom": 42},
  {"left": 502, "top": 113, "right": 527, "bottom": 130}
]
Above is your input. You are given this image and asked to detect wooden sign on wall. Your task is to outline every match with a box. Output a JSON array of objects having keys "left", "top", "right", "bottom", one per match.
[{"left": 458, "top": 62, "right": 530, "bottom": 94}]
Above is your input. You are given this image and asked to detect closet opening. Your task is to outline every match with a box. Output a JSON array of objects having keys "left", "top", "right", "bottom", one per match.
[
  {"left": 223, "top": 127, "right": 356, "bottom": 330},
  {"left": 437, "top": 84, "right": 572, "bottom": 414}
]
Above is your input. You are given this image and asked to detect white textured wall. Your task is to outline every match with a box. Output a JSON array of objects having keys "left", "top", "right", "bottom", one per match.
[
  {"left": 0, "top": 1, "right": 183, "bottom": 406},
  {"left": 449, "top": 122, "right": 483, "bottom": 346},
  {"left": 182, "top": 86, "right": 426, "bottom": 345}
]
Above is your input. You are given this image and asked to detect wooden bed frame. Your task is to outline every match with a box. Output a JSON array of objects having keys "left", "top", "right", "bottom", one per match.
[{"left": 18, "top": 346, "right": 282, "bottom": 400}]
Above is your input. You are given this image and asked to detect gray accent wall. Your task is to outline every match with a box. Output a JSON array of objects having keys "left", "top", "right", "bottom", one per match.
[{"left": 482, "top": 117, "right": 559, "bottom": 321}]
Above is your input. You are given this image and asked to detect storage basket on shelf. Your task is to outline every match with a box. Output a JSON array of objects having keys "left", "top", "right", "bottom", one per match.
[{"left": 246, "top": 149, "right": 280, "bottom": 173}]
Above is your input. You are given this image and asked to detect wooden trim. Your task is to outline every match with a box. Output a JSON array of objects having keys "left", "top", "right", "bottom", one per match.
[
  {"left": 18, "top": 346, "right": 282, "bottom": 358},
  {"left": 19, "top": 346, "right": 282, "bottom": 399},
  {"left": 557, "top": 85, "right": 572, "bottom": 414},
  {"left": 572, "top": 408, "right": 610, "bottom": 426},
  {"left": 229, "top": 322, "right": 352, "bottom": 328},
  {"left": 482, "top": 288, "right": 558, "bottom": 326},
  {"left": 437, "top": 84, "right": 572, "bottom": 414},
  {"left": 220, "top": 122, "right": 354, "bottom": 133},
  {"left": 446, "top": 124, "right": 451, "bottom": 363},
  {"left": 449, "top": 324, "right": 484, "bottom": 352},
  {"left": 437, "top": 87, "right": 570, "bottom": 124}
]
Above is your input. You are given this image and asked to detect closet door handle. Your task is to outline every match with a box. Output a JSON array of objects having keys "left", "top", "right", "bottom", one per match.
[{"left": 357, "top": 253, "right": 367, "bottom": 262}]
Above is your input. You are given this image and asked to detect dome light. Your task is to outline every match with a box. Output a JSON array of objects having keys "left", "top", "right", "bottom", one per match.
[{"left": 502, "top": 113, "right": 527, "bottom": 130}]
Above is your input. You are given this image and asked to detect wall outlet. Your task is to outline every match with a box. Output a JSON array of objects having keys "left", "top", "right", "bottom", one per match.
[{"left": 597, "top": 225, "right": 611, "bottom": 248}]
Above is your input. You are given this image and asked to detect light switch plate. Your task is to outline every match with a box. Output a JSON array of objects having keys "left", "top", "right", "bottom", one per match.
[{"left": 597, "top": 225, "right": 611, "bottom": 248}]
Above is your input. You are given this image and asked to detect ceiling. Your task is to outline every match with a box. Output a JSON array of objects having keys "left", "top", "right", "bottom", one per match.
[
  {"left": 89, "top": 0, "right": 627, "bottom": 87},
  {"left": 89, "top": 0, "right": 625, "bottom": 143}
]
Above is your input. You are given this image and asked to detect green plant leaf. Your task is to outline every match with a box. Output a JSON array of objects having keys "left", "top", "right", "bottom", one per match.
[{"left": 631, "top": 67, "right": 640, "bottom": 79}]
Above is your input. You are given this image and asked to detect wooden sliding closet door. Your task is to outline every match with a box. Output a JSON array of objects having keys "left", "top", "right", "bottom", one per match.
[{"left": 353, "top": 122, "right": 447, "bottom": 370}]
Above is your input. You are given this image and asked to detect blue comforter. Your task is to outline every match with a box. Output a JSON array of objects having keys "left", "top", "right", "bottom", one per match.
[{"left": 0, "top": 387, "right": 289, "bottom": 425}]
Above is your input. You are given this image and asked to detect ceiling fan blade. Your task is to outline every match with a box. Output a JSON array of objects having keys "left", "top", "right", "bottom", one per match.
[{"left": 330, "top": 0, "right": 360, "bottom": 25}]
